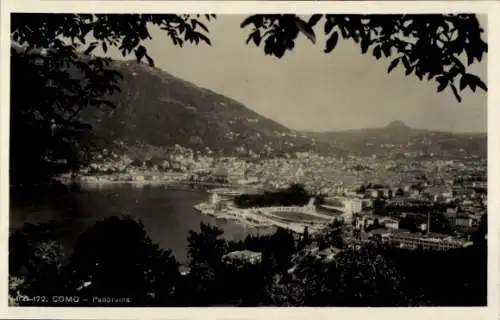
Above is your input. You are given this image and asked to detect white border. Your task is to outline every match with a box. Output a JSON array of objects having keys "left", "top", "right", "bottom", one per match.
[{"left": 1, "top": 1, "right": 498, "bottom": 319}]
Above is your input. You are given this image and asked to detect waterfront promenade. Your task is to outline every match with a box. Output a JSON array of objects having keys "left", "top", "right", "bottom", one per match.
[
  {"left": 57, "top": 175, "right": 261, "bottom": 192},
  {"left": 195, "top": 199, "right": 337, "bottom": 234}
]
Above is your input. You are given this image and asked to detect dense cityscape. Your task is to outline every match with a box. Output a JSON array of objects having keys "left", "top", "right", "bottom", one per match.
[{"left": 64, "top": 140, "right": 487, "bottom": 254}]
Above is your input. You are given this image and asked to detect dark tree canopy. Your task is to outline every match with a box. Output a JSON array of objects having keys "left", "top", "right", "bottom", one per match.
[
  {"left": 241, "top": 14, "right": 487, "bottom": 102},
  {"left": 11, "top": 13, "right": 486, "bottom": 108},
  {"left": 9, "top": 216, "right": 487, "bottom": 307},
  {"left": 10, "top": 14, "right": 214, "bottom": 184}
]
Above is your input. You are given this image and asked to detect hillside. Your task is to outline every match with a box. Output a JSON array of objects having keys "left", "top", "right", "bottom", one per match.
[
  {"left": 78, "top": 60, "right": 339, "bottom": 159},
  {"left": 304, "top": 121, "right": 486, "bottom": 158},
  {"left": 13, "top": 44, "right": 485, "bottom": 162}
]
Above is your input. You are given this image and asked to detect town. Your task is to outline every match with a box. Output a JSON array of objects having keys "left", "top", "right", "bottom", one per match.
[{"left": 63, "top": 142, "right": 487, "bottom": 257}]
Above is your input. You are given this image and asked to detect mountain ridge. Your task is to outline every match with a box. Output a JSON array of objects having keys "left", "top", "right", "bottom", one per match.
[
  {"left": 77, "top": 59, "right": 343, "bottom": 159},
  {"left": 302, "top": 123, "right": 486, "bottom": 135},
  {"left": 302, "top": 122, "right": 486, "bottom": 158},
  {"left": 14, "top": 43, "right": 485, "bottom": 160},
  {"left": 386, "top": 120, "right": 409, "bottom": 129}
]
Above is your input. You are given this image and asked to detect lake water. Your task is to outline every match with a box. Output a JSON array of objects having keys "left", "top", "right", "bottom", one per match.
[{"left": 9, "top": 184, "right": 273, "bottom": 263}]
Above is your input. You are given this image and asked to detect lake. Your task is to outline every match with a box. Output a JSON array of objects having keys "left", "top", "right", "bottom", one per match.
[{"left": 9, "top": 184, "right": 273, "bottom": 263}]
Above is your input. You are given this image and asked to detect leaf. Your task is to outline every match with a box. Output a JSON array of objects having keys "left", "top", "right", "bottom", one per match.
[
  {"left": 253, "top": 32, "right": 262, "bottom": 46},
  {"left": 437, "top": 80, "right": 448, "bottom": 92},
  {"left": 466, "top": 51, "right": 474, "bottom": 66},
  {"left": 466, "top": 73, "right": 487, "bottom": 92},
  {"left": 373, "top": 46, "right": 382, "bottom": 59},
  {"left": 324, "top": 18, "right": 334, "bottom": 34},
  {"left": 198, "top": 33, "right": 212, "bottom": 46},
  {"left": 450, "top": 84, "right": 462, "bottom": 103},
  {"left": 102, "top": 41, "right": 108, "bottom": 53},
  {"left": 84, "top": 42, "right": 98, "bottom": 55},
  {"left": 427, "top": 69, "right": 438, "bottom": 81},
  {"left": 405, "top": 66, "right": 414, "bottom": 76},
  {"left": 324, "top": 32, "right": 339, "bottom": 53},
  {"left": 145, "top": 53, "right": 155, "bottom": 67},
  {"left": 245, "top": 33, "right": 253, "bottom": 45},
  {"left": 307, "top": 15, "right": 323, "bottom": 27},
  {"left": 77, "top": 36, "right": 86, "bottom": 45},
  {"left": 135, "top": 45, "right": 147, "bottom": 62},
  {"left": 415, "top": 67, "right": 424, "bottom": 80},
  {"left": 360, "top": 39, "right": 369, "bottom": 54},
  {"left": 459, "top": 74, "right": 467, "bottom": 91},
  {"left": 264, "top": 38, "right": 274, "bottom": 56},
  {"left": 387, "top": 58, "right": 400, "bottom": 74},
  {"left": 402, "top": 56, "right": 410, "bottom": 69},
  {"left": 381, "top": 43, "right": 391, "bottom": 57},
  {"left": 240, "top": 15, "right": 260, "bottom": 28},
  {"left": 204, "top": 14, "right": 216, "bottom": 22},
  {"left": 194, "top": 20, "right": 209, "bottom": 33},
  {"left": 469, "top": 81, "right": 477, "bottom": 92},
  {"left": 295, "top": 17, "right": 316, "bottom": 45}
]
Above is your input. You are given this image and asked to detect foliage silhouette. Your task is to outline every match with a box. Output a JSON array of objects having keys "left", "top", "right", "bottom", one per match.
[
  {"left": 241, "top": 14, "right": 487, "bottom": 102},
  {"left": 9, "top": 220, "right": 65, "bottom": 304},
  {"left": 10, "top": 14, "right": 213, "bottom": 185},
  {"left": 182, "top": 222, "right": 228, "bottom": 305},
  {"left": 234, "top": 183, "right": 310, "bottom": 208},
  {"left": 64, "top": 216, "right": 180, "bottom": 306},
  {"left": 330, "top": 243, "right": 415, "bottom": 306},
  {"left": 383, "top": 245, "right": 486, "bottom": 306},
  {"left": 187, "top": 222, "right": 227, "bottom": 268},
  {"left": 9, "top": 216, "right": 487, "bottom": 307}
]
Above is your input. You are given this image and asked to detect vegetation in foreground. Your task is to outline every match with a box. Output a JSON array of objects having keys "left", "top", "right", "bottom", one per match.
[{"left": 9, "top": 215, "right": 486, "bottom": 307}]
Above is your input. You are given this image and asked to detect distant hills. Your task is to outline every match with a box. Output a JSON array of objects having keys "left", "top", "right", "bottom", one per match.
[
  {"left": 79, "top": 61, "right": 486, "bottom": 159},
  {"left": 303, "top": 120, "right": 486, "bottom": 158},
  {"left": 78, "top": 60, "right": 341, "bottom": 159},
  {"left": 19, "top": 47, "right": 484, "bottom": 160},
  {"left": 386, "top": 120, "right": 410, "bottom": 129}
]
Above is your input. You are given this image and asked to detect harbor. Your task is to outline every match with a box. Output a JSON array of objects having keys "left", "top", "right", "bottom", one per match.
[{"left": 194, "top": 188, "right": 339, "bottom": 234}]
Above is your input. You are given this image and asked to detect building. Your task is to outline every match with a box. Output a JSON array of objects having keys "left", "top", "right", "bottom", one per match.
[
  {"left": 387, "top": 231, "right": 471, "bottom": 251},
  {"left": 343, "top": 198, "right": 362, "bottom": 223},
  {"left": 345, "top": 198, "right": 362, "bottom": 213},
  {"left": 380, "top": 217, "right": 399, "bottom": 230},
  {"left": 213, "top": 166, "right": 229, "bottom": 183},
  {"left": 444, "top": 209, "right": 480, "bottom": 229},
  {"left": 455, "top": 214, "right": 476, "bottom": 228}
]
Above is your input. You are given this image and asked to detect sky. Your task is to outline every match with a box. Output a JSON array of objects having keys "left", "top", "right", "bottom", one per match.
[{"left": 100, "top": 15, "right": 487, "bottom": 133}]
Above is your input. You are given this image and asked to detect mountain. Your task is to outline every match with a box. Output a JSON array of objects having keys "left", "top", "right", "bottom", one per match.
[
  {"left": 77, "top": 60, "right": 340, "bottom": 159},
  {"left": 14, "top": 44, "right": 484, "bottom": 161},
  {"left": 386, "top": 120, "right": 409, "bottom": 129},
  {"left": 303, "top": 122, "right": 486, "bottom": 158}
]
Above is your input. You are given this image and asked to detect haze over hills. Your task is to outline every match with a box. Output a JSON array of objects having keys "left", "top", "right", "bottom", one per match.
[
  {"left": 78, "top": 60, "right": 340, "bottom": 159},
  {"left": 12, "top": 44, "right": 486, "bottom": 163},
  {"left": 303, "top": 120, "right": 486, "bottom": 158},
  {"left": 74, "top": 59, "right": 486, "bottom": 160}
]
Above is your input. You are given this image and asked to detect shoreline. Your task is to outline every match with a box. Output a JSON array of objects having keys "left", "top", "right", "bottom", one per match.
[
  {"left": 10, "top": 179, "right": 236, "bottom": 193},
  {"left": 193, "top": 203, "right": 277, "bottom": 232},
  {"left": 10, "top": 186, "right": 259, "bottom": 265},
  {"left": 193, "top": 201, "right": 328, "bottom": 234}
]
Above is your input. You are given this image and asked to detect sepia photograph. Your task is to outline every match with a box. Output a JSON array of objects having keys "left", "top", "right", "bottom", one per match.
[{"left": 5, "top": 4, "right": 491, "bottom": 312}]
